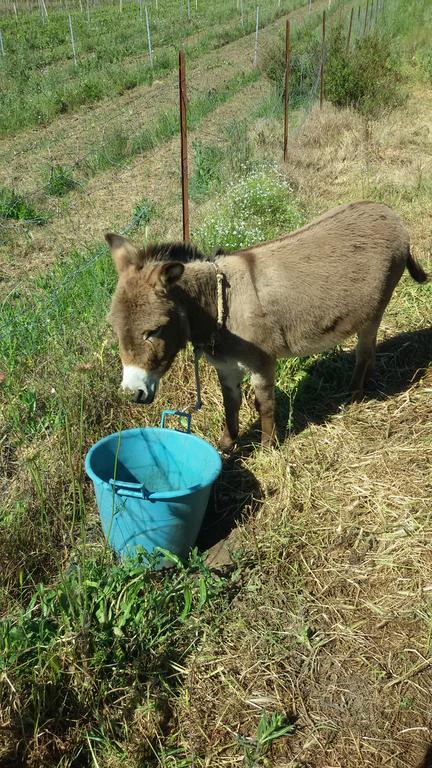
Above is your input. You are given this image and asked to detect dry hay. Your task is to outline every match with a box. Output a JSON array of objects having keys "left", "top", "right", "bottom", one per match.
[{"left": 174, "top": 374, "right": 432, "bottom": 767}]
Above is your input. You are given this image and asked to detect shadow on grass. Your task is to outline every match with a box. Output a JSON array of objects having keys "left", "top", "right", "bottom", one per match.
[
  {"left": 419, "top": 745, "right": 432, "bottom": 768},
  {"left": 245, "top": 326, "right": 432, "bottom": 446},
  {"left": 289, "top": 326, "right": 432, "bottom": 434},
  {"left": 197, "top": 327, "right": 431, "bottom": 559},
  {"left": 197, "top": 447, "right": 262, "bottom": 553}
]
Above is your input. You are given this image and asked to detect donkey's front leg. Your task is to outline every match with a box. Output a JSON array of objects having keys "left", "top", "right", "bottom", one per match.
[
  {"left": 215, "top": 362, "right": 243, "bottom": 453},
  {"left": 251, "top": 363, "right": 276, "bottom": 447}
]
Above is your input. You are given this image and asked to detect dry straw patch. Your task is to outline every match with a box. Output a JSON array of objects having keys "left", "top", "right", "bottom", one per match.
[{"left": 174, "top": 380, "right": 432, "bottom": 767}]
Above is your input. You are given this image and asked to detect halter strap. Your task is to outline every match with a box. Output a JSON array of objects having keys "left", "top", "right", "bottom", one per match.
[{"left": 192, "top": 262, "right": 226, "bottom": 411}]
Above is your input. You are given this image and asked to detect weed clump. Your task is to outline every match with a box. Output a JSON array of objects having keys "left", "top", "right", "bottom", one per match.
[
  {"left": 0, "top": 187, "right": 47, "bottom": 224},
  {"left": 45, "top": 163, "right": 79, "bottom": 196},
  {"left": 0, "top": 550, "right": 226, "bottom": 764},
  {"left": 195, "top": 169, "right": 305, "bottom": 253},
  {"left": 132, "top": 198, "right": 156, "bottom": 227}
]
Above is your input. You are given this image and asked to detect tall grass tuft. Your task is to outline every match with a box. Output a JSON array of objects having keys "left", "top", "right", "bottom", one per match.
[
  {"left": 45, "top": 163, "right": 79, "bottom": 196},
  {"left": 0, "top": 186, "right": 48, "bottom": 224}
]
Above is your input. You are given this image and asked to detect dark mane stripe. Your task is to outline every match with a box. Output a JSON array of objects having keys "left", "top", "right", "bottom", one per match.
[{"left": 143, "top": 242, "right": 213, "bottom": 264}]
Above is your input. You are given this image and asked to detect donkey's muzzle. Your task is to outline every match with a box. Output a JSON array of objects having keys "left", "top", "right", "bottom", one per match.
[
  {"left": 136, "top": 387, "right": 155, "bottom": 405},
  {"left": 121, "top": 365, "right": 159, "bottom": 405}
]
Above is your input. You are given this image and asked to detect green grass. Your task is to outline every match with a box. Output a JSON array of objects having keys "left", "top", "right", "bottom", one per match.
[
  {"left": 83, "top": 70, "right": 260, "bottom": 174},
  {"left": 0, "top": 548, "right": 227, "bottom": 765},
  {"left": 44, "top": 163, "right": 80, "bottom": 196},
  {"left": 0, "top": 186, "right": 48, "bottom": 224},
  {"left": 189, "top": 140, "right": 224, "bottom": 201},
  {"left": 0, "top": 0, "right": 306, "bottom": 135}
]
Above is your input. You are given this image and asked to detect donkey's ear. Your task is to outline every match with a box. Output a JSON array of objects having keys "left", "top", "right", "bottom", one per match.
[
  {"left": 105, "top": 233, "right": 143, "bottom": 274},
  {"left": 157, "top": 262, "right": 185, "bottom": 290}
]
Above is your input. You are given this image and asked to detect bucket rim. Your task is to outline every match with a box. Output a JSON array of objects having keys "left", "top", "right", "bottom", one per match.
[{"left": 84, "top": 426, "right": 222, "bottom": 500}]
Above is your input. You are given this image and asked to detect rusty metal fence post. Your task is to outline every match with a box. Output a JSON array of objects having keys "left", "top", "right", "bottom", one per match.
[
  {"left": 320, "top": 10, "right": 326, "bottom": 109},
  {"left": 283, "top": 18, "right": 290, "bottom": 163},
  {"left": 178, "top": 50, "right": 190, "bottom": 242}
]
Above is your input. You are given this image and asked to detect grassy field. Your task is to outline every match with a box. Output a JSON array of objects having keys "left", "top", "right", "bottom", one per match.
[
  {"left": 1, "top": 0, "right": 432, "bottom": 765},
  {"left": 0, "top": 0, "right": 305, "bottom": 134}
]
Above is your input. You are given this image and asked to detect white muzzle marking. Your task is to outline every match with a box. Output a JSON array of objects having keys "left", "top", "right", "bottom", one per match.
[{"left": 121, "top": 365, "right": 159, "bottom": 404}]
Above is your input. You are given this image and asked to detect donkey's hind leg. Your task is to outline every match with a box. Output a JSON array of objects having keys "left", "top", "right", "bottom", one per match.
[
  {"left": 251, "top": 361, "right": 276, "bottom": 447},
  {"left": 351, "top": 316, "right": 382, "bottom": 396},
  {"left": 215, "top": 361, "right": 244, "bottom": 453}
]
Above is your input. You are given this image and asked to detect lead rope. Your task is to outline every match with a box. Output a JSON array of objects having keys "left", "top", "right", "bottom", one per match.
[
  {"left": 192, "top": 265, "right": 225, "bottom": 411},
  {"left": 193, "top": 346, "right": 203, "bottom": 411}
]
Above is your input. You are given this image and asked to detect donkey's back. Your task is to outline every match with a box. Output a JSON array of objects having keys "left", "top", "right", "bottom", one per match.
[{"left": 221, "top": 201, "right": 421, "bottom": 361}]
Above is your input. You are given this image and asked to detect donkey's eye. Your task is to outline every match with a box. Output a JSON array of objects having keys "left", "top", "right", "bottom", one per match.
[{"left": 143, "top": 327, "right": 162, "bottom": 342}]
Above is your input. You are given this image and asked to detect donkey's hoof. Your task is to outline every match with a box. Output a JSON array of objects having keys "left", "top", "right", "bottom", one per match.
[
  {"left": 261, "top": 432, "right": 276, "bottom": 449},
  {"left": 349, "top": 387, "right": 364, "bottom": 403},
  {"left": 218, "top": 433, "right": 236, "bottom": 453}
]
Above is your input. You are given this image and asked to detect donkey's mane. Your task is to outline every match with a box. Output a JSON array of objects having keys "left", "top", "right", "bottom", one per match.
[{"left": 144, "top": 241, "right": 216, "bottom": 264}]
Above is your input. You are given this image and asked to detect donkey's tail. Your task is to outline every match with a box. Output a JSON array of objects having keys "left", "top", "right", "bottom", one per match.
[{"left": 406, "top": 249, "right": 429, "bottom": 283}]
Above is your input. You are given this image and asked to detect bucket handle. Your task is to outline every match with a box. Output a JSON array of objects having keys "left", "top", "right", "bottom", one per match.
[
  {"left": 108, "top": 411, "right": 191, "bottom": 501},
  {"left": 160, "top": 409, "right": 192, "bottom": 433},
  {"left": 109, "top": 478, "right": 151, "bottom": 500},
  {"left": 108, "top": 479, "right": 188, "bottom": 503}
]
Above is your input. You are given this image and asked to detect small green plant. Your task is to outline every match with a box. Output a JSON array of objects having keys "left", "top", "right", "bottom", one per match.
[
  {"left": 237, "top": 711, "right": 294, "bottom": 766},
  {"left": 45, "top": 163, "right": 79, "bottom": 197},
  {"left": 190, "top": 140, "right": 224, "bottom": 201},
  {"left": 400, "top": 696, "right": 414, "bottom": 710},
  {"left": 0, "top": 186, "right": 47, "bottom": 224},
  {"left": 132, "top": 198, "right": 156, "bottom": 227}
]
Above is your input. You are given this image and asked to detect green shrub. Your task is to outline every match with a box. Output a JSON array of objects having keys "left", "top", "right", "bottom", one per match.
[
  {"left": 0, "top": 187, "right": 47, "bottom": 224},
  {"left": 326, "top": 26, "right": 402, "bottom": 115},
  {"left": 263, "top": 18, "right": 403, "bottom": 117},
  {"left": 45, "top": 163, "right": 79, "bottom": 197}
]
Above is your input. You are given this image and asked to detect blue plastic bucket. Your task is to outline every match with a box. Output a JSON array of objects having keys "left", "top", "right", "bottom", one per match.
[{"left": 85, "top": 410, "right": 222, "bottom": 563}]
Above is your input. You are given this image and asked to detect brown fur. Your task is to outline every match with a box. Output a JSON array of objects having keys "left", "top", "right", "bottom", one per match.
[{"left": 106, "top": 201, "right": 428, "bottom": 449}]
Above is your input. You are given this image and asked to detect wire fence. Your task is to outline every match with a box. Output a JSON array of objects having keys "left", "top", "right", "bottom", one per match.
[{"left": 0, "top": 0, "right": 387, "bottom": 347}]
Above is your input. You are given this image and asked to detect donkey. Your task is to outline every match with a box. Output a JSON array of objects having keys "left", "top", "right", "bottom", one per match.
[{"left": 106, "top": 200, "right": 428, "bottom": 450}]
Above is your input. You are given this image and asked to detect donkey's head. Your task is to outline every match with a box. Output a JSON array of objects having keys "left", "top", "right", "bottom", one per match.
[{"left": 106, "top": 234, "right": 191, "bottom": 404}]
